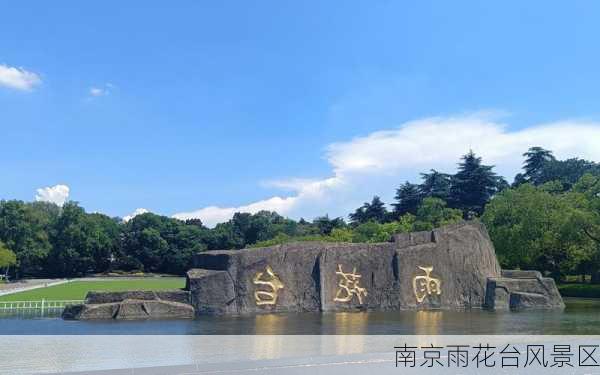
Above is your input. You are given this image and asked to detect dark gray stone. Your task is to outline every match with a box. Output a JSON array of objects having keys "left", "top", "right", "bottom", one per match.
[
  {"left": 395, "top": 222, "right": 502, "bottom": 309},
  {"left": 187, "top": 221, "right": 559, "bottom": 315},
  {"left": 85, "top": 290, "right": 190, "bottom": 305},
  {"left": 63, "top": 290, "right": 194, "bottom": 320},
  {"left": 318, "top": 243, "right": 398, "bottom": 312},
  {"left": 186, "top": 269, "right": 237, "bottom": 315},
  {"left": 63, "top": 301, "right": 119, "bottom": 319},
  {"left": 509, "top": 292, "right": 552, "bottom": 310},
  {"left": 61, "top": 304, "right": 85, "bottom": 319},
  {"left": 485, "top": 274, "right": 564, "bottom": 310},
  {"left": 115, "top": 299, "right": 194, "bottom": 320},
  {"left": 190, "top": 243, "right": 324, "bottom": 315},
  {"left": 63, "top": 299, "right": 194, "bottom": 320},
  {"left": 64, "top": 221, "right": 564, "bottom": 319},
  {"left": 500, "top": 270, "right": 542, "bottom": 279}
]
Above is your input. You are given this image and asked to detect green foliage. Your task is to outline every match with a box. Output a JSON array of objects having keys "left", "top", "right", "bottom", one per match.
[
  {"left": 538, "top": 158, "right": 600, "bottom": 189},
  {"left": 522, "top": 146, "right": 555, "bottom": 185},
  {"left": 47, "top": 202, "right": 121, "bottom": 277},
  {"left": 392, "top": 182, "right": 422, "bottom": 217},
  {"left": 349, "top": 196, "right": 388, "bottom": 224},
  {"left": 120, "top": 212, "right": 208, "bottom": 274},
  {"left": 558, "top": 283, "right": 600, "bottom": 298},
  {"left": 0, "top": 241, "right": 17, "bottom": 270},
  {"left": 1, "top": 147, "right": 600, "bottom": 281},
  {"left": 0, "top": 200, "right": 56, "bottom": 277},
  {"left": 482, "top": 182, "right": 598, "bottom": 279},
  {"left": 313, "top": 215, "right": 346, "bottom": 235},
  {"left": 413, "top": 198, "right": 463, "bottom": 231},
  {"left": 449, "top": 150, "right": 504, "bottom": 216},
  {"left": 420, "top": 169, "right": 452, "bottom": 201}
]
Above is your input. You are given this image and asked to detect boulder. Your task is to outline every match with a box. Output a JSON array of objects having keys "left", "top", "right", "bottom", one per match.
[
  {"left": 114, "top": 299, "right": 194, "bottom": 320},
  {"left": 62, "top": 290, "right": 194, "bottom": 320},
  {"left": 485, "top": 273, "right": 564, "bottom": 310},
  {"left": 190, "top": 243, "right": 324, "bottom": 315},
  {"left": 63, "top": 301, "right": 119, "bottom": 320},
  {"left": 187, "top": 221, "right": 555, "bottom": 315},
  {"left": 318, "top": 243, "right": 398, "bottom": 312},
  {"left": 186, "top": 269, "right": 237, "bottom": 315},
  {"left": 85, "top": 290, "right": 190, "bottom": 305},
  {"left": 393, "top": 222, "right": 502, "bottom": 309}
]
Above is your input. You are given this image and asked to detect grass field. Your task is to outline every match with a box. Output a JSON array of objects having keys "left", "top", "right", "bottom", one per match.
[
  {"left": 0, "top": 278, "right": 186, "bottom": 301},
  {"left": 558, "top": 283, "right": 600, "bottom": 298}
]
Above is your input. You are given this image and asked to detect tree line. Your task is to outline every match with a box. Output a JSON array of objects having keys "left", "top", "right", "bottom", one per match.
[{"left": 1, "top": 147, "right": 599, "bottom": 282}]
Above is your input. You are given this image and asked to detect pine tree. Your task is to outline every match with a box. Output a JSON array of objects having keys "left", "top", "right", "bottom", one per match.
[
  {"left": 392, "top": 182, "right": 422, "bottom": 217},
  {"left": 419, "top": 169, "right": 452, "bottom": 201},
  {"left": 522, "top": 146, "right": 555, "bottom": 185},
  {"left": 449, "top": 150, "right": 502, "bottom": 217},
  {"left": 350, "top": 196, "right": 388, "bottom": 224}
]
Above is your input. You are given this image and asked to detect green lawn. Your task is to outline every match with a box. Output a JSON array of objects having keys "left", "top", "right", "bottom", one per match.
[
  {"left": 0, "top": 277, "right": 185, "bottom": 301},
  {"left": 558, "top": 283, "right": 600, "bottom": 298}
]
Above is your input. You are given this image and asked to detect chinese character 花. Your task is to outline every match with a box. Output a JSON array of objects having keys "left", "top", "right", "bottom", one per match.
[{"left": 334, "top": 264, "right": 368, "bottom": 304}]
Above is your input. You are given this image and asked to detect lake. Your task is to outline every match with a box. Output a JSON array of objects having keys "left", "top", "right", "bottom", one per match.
[{"left": 0, "top": 297, "right": 598, "bottom": 335}]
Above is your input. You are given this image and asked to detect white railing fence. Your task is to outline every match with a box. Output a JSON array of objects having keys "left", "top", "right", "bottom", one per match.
[{"left": 0, "top": 299, "right": 83, "bottom": 314}]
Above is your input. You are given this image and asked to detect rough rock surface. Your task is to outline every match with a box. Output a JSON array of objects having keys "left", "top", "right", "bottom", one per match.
[
  {"left": 85, "top": 290, "right": 190, "bottom": 304},
  {"left": 64, "top": 222, "right": 563, "bottom": 319},
  {"left": 485, "top": 272, "right": 564, "bottom": 310},
  {"left": 62, "top": 290, "right": 194, "bottom": 320},
  {"left": 393, "top": 222, "right": 502, "bottom": 309},
  {"left": 188, "top": 221, "right": 561, "bottom": 315}
]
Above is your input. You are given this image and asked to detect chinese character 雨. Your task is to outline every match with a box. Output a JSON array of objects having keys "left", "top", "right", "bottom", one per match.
[
  {"left": 413, "top": 266, "right": 442, "bottom": 303},
  {"left": 253, "top": 265, "right": 284, "bottom": 306},
  {"left": 333, "top": 264, "right": 368, "bottom": 304}
]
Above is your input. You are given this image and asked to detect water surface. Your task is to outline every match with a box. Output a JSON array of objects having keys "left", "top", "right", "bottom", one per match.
[{"left": 1, "top": 298, "right": 598, "bottom": 335}]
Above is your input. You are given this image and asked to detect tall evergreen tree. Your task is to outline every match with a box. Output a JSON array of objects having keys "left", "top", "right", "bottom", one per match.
[
  {"left": 350, "top": 196, "right": 388, "bottom": 224},
  {"left": 449, "top": 150, "right": 502, "bottom": 216},
  {"left": 419, "top": 169, "right": 452, "bottom": 201},
  {"left": 313, "top": 215, "right": 346, "bottom": 235},
  {"left": 392, "top": 182, "right": 422, "bottom": 216},
  {"left": 522, "top": 146, "right": 555, "bottom": 185}
]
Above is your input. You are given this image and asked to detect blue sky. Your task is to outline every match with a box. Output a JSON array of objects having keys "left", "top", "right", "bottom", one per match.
[{"left": 3, "top": 1, "right": 600, "bottom": 225}]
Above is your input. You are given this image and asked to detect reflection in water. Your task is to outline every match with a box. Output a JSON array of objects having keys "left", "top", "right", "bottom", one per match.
[
  {"left": 252, "top": 314, "right": 286, "bottom": 358},
  {"left": 3, "top": 298, "right": 600, "bottom": 335},
  {"left": 334, "top": 312, "right": 368, "bottom": 335},
  {"left": 414, "top": 310, "right": 442, "bottom": 335},
  {"left": 332, "top": 313, "right": 368, "bottom": 354},
  {"left": 253, "top": 313, "right": 288, "bottom": 334}
]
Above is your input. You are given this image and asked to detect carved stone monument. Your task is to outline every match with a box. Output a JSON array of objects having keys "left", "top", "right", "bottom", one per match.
[
  {"left": 64, "top": 221, "right": 564, "bottom": 319},
  {"left": 187, "top": 221, "right": 564, "bottom": 315}
]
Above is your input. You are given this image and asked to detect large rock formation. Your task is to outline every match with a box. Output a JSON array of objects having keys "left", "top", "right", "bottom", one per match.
[
  {"left": 62, "top": 290, "right": 194, "bottom": 320},
  {"left": 62, "top": 221, "right": 565, "bottom": 320},
  {"left": 485, "top": 270, "right": 565, "bottom": 310},
  {"left": 187, "top": 221, "right": 564, "bottom": 316}
]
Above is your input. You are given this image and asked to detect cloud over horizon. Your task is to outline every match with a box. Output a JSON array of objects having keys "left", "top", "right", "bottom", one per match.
[
  {"left": 0, "top": 64, "right": 41, "bottom": 91},
  {"left": 35, "top": 184, "right": 70, "bottom": 206},
  {"left": 88, "top": 83, "right": 114, "bottom": 97},
  {"left": 172, "top": 114, "right": 600, "bottom": 227},
  {"left": 123, "top": 208, "right": 150, "bottom": 222}
]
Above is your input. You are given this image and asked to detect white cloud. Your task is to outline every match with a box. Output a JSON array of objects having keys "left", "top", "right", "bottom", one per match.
[
  {"left": 123, "top": 208, "right": 150, "bottom": 223},
  {"left": 172, "top": 196, "right": 298, "bottom": 227},
  {"left": 35, "top": 184, "right": 70, "bottom": 206},
  {"left": 173, "top": 113, "right": 600, "bottom": 227},
  {"left": 88, "top": 83, "right": 114, "bottom": 97},
  {"left": 0, "top": 64, "right": 41, "bottom": 91},
  {"left": 89, "top": 87, "right": 106, "bottom": 96}
]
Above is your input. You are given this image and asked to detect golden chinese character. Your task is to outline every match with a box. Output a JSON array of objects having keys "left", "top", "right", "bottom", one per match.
[
  {"left": 413, "top": 266, "right": 442, "bottom": 303},
  {"left": 334, "top": 264, "right": 368, "bottom": 304},
  {"left": 253, "top": 265, "right": 284, "bottom": 306}
]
